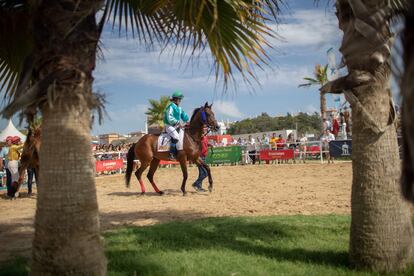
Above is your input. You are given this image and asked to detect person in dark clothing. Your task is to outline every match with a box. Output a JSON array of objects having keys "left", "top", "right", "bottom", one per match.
[
  {"left": 192, "top": 127, "right": 211, "bottom": 192},
  {"left": 27, "top": 168, "right": 37, "bottom": 195}
]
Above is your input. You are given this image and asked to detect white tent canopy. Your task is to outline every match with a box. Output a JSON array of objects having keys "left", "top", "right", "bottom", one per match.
[{"left": 0, "top": 120, "right": 26, "bottom": 142}]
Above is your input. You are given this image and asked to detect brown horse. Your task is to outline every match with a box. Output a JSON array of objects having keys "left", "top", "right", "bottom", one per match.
[
  {"left": 125, "top": 102, "right": 219, "bottom": 195},
  {"left": 16, "top": 127, "right": 41, "bottom": 196}
]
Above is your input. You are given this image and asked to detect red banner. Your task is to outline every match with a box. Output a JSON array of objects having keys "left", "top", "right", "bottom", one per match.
[
  {"left": 159, "top": 160, "right": 180, "bottom": 165},
  {"left": 259, "top": 149, "right": 294, "bottom": 160},
  {"left": 307, "top": 146, "right": 321, "bottom": 156},
  {"left": 96, "top": 159, "right": 124, "bottom": 172}
]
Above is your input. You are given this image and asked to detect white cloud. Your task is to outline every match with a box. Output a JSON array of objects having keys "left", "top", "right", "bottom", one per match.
[
  {"left": 214, "top": 101, "right": 244, "bottom": 118},
  {"left": 259, "top": 66, "right": 313, "bottom": 88},
  {"left": 304, "top": 104, "right": 319, "bottom": 114},
  {"left": 269, "top": 9, "right": 339, "bottom": 48},
  {"left": 94, "top": 11, "right": 335, "bottom": 92},
  {"left": 93, "top": 103, "right": 148, "bottom": 135},
  {"left": 94, "top": 35, "right": 215, "bottom": 89}
]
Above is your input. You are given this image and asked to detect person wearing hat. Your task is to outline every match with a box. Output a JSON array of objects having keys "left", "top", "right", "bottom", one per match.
[
  {"left": 7, "top": 136, "right": 23, "bottom": 196},
  {"left": 163, "top": 91, "right": 189, "bottom": 160},
  {"left": 0, "top": 136, "right": 13, "bottom": 197}
]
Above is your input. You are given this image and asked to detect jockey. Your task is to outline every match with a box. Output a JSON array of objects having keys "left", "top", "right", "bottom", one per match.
[{"left": 163, "top": 91, "right": 189, "bottom": 159}]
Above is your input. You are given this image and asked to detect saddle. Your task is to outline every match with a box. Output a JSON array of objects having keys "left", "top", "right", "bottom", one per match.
[{"left": 157, "top": 129, "right": 185, "bottom": 152}]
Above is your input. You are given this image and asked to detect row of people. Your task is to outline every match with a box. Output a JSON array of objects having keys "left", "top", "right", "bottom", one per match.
[{"left": 323, "top": 108, "right": 351, "bottom": 139}]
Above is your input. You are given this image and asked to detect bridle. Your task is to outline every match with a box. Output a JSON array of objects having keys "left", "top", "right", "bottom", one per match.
[{"left": 199, "top": 107, "right": 215, "bottom": 134}]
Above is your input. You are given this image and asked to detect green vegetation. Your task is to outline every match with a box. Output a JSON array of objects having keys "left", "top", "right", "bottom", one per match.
[
  {"left": 146, "top": 96, "right": 170, "bottom": 128},
  {"left": 228, "top": 112, "right": 322, "bottom": 135},
  {"left": 3, "top": 215, "right": 414, "bottom": 275}
]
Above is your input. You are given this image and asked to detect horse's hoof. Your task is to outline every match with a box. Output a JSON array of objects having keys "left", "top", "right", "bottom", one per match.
[
  {"left": 182, "top": 192, "right": 187, "bottom": 196},
  {"left": 158, "top": 191, "right": 165, "bottom": 196},
  {"left": 140, "top": 192, "right": 146, "bottom": 196},
  {"left": 208, "top": 186, "right": 213, "bottom": 193}
]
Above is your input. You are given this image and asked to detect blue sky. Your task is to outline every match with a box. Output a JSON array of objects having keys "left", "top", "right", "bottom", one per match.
[{"left": 1, "top": 0, "right": 343, "bottom": 135}]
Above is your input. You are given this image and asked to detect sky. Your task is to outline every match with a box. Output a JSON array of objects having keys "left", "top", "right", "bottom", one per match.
[{"left": 1, "top": 0, "right": 344, "bottom": 135}]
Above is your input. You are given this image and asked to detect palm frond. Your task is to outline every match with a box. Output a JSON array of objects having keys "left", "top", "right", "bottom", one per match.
[
  {"left": 323, "top": 64, "right": 328, "bottom": 75},
  {"left": 298, "top": 83, "right": 313, "bottom": 88},
  {"left": 166, "top": 0, "right": 283, "bottom": 85},
  {"left": 145, "top": 95, "right": 169, "bottom": 127},
  {"left": 304, "top": 77, "right": 319, "bottom": 83},
  {"left": 390, "top": 0, "right": 411, "bottom": 15},
  {"left": 0, "top": 1, "right": 33, "bottom": 100},
  {"left": 104, "top": 0, "right": 284, "bottom": 87},
  {"left": 104, "top": 0, "right": 165, "bottom": 43}
]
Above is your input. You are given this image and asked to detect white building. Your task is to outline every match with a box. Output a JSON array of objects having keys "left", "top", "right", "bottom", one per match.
[{"left": 217, "top": 121, "right": 227, "bottom": 135}]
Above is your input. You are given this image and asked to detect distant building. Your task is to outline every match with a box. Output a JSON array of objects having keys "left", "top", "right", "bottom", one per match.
[
  {"left": 99, "top": 133, "right": 121, "bottom": 145},
  {"left": 211, "top": 121, "right": 227, "bottom": 135},
  {"left": 218, "top": 121, "right": 227, "bottom": 135}
]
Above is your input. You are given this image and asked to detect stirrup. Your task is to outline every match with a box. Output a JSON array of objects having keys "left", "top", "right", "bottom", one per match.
[{"left": 169, "top": 152, "right": 176, "bottom": 160}]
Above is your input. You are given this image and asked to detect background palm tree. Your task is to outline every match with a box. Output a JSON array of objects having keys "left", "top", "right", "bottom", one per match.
[
  {"left": 321, "top": 0, "right": 414, "bottom": 272},
  {"left": 145, "top": 96, "right": 170, "bottom": 129},
  {"left": 299, "top": 64, "right": 329, "bottom": 120},
  {"left": 0, "top": 0, "right": 283, "bottom": 274}
]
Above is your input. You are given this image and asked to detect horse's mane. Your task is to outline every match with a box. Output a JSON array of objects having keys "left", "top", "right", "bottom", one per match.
[{"left": 190, "top": 107, "right": 201, "bottom": 122}]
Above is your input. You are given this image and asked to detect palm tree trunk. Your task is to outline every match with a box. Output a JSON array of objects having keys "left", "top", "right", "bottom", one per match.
[
  {"left": 334, "top": 0, "right": 414, "bottom": 272},
  {"left": 32, "top": 102, "right": 106, "bottom": 275},
  {"left": 349, "top": 86, "right": 414, "bottom": 272},
  {"left": 320, "top": 92, "right": 326, "bottom": 120},
  {"left": 31, "top": 1, "right": 106, "bottom": 274},
  {"left": 401, "top": 5, "right": 414, "bottom": 203}
]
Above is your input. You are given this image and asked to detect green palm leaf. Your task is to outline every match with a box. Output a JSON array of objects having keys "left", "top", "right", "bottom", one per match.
[
  {"left": 0, "top": 1, "right": 33, "bottom": 99},
  {"left": 0, "top": 0, "right": 284, "bottom": 118},
  {"left": 145, "top": 95, "right": 170, "bottom": 127},
  {"left": 104, "top": 0, "right": 283, "bottom": 85}
]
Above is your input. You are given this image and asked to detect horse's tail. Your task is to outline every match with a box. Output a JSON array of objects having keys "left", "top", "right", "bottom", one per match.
[{"left": 125, "top": 143, "right": 136, "bottom": 188}]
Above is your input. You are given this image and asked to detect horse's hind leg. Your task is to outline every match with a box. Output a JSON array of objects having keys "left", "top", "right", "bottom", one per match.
[
  {"left": 135, "top": 161, "right": 150, "bottom": 195},
  {"left": 147, "top": 158, "right": 163, "bottom": 195}
]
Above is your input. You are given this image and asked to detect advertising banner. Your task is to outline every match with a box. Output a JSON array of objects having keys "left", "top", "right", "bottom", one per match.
[
  {"left": 205, "top": 146, "right": 242, "bottom": 164},
  {"left": 259, "top": 149, "right": 294, "bottom": 160},
  {"left": 329, "top": 140, "right": 352, "bottom": 157},
  {"left": 159, "top": 160, "right": 180, "bottom": 165},
  {"left": 96, "top": 159, "right": 124, "bottom": 172}
]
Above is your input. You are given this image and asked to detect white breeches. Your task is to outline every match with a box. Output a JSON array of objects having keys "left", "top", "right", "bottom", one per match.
[
  {"left": 166, "top": 125, "right": 179, "bottom": 140},
  {"left": 7, "top": 160, "right": 19, "bottom": 183}
]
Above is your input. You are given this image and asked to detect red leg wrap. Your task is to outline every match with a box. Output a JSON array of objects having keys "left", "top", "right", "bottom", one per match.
[{"left": 139, "top": 179, "right": 146, "bottom": 193}]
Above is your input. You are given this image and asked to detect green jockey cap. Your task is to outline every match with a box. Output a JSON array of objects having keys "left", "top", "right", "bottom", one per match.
[{"left": 171, "top": 91, "right": 184, "bottom": 99}]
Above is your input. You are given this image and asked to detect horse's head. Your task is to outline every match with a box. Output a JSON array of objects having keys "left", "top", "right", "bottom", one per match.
[{"left": 191, "top": 102, "right": 219, "bottom": 132}]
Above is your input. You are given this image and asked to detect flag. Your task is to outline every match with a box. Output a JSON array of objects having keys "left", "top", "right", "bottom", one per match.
[{"left": 327, "top": 48, "right": 339, "bottom": 81}]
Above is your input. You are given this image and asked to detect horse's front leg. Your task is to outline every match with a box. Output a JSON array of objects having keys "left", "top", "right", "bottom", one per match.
[{"left": 179, "top": 155, "right": 188, "bottom": 196}]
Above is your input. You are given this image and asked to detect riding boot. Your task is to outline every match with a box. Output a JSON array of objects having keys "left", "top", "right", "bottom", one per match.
[{"left": 169, "top": 142, "right": 177, "bottom": 160}]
